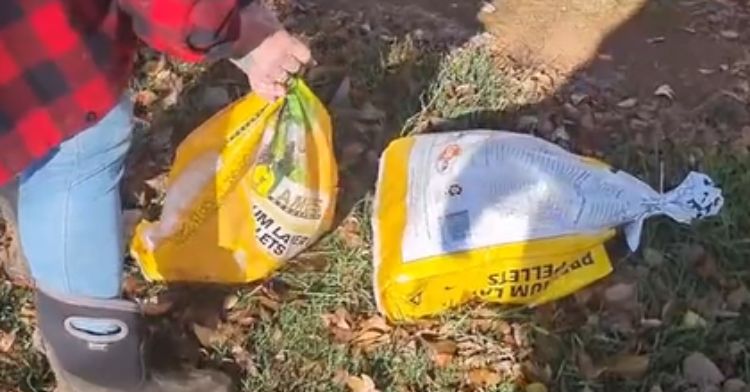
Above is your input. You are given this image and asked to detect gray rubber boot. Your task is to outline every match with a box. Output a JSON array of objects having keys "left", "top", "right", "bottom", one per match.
[
  {"left": 0, "top": 181, "right": 32, "bottom": 286},
  {"left": 36, "top": 289, "right": 232, "bottom": 392}
]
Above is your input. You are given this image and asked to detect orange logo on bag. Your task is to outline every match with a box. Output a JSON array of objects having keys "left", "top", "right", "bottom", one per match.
[{"left": 436, "top": 144, "right": 461, "bottom": 173}]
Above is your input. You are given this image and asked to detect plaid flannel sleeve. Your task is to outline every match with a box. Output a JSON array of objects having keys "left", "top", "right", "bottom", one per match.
[{"left": 118, "top": 0, "right": 267, "bottom": 62}]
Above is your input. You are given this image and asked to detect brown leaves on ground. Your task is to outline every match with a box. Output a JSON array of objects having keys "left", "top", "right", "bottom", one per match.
[
  {"left": 687, "top": 244, "right": 724, "bottom": 284},
  {"left": 346, "top": 373, "right": 380, "bottom": 392},
  {"left": 467, "top": 368, "right": 503, "bottom": 388},
  {"left": 422, "top": 338, "right": 458, "bottom": 368},
  {"left": 337, "top": 215, "right": 366, "bottom": 248},
  {"left": 0, "top": 330, "right": 15, "bottom": 353},
  {"left": 726, "top": 285, "right": 750, "bottom": 311},
  {"left": 289, "top": 251, "right": 332, "bottom": 272},
  {"left": 683, "top": 352, "right": 725, "bottom": 387},
  {"left": 321, "top": 307, "right": 355, "bottom": 344},
  {"left": 319, "top": 305, "right": 533, "bottom": 388},
  {"left": 577, "top": 350, "right": 606, "bottom": 380},
  {"left": 321, "top": 310, "right": 392, "bottom": 352},
  {"left": 606, "top": 354, "right": 650, "bottom": 379},
  {"left": 578, "top": 350, "right": 650, "bottom": 381},
  {"left": 351, "top": 315, "right": 392, "bottom": 352}
]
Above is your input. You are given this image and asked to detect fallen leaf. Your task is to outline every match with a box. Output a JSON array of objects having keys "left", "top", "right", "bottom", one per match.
[
  {"left": 646, "top": 36, "right": 666, "bottom": 44},
  {"left": 522, "top": 361, "right": 553, "bottom": 384},
  {"left": 649, "top": 385, "right": 664, "bottom": 392},
  {"left": 715, "top": 309, "right": 740, "bottom": 319},
  {"left": 720, "top": 30, "right": 740, "bottom": 40},
  {"left": 726, "top": 285, "right": 750, "bottom": 311},
  {"left": 607, "top": 354, "right": 650, "bottom": 379},
  {"left": 322, "top": 307, "right": 354, "bottom": 343},
  {"left": 643, "top": 248, "right": 664, "bottom": 267},
  {"left": 604, "top": 282, "right": 637, "bottom": 304},
  {"left": 141, "top": 295, "right": 175, "bottom": 316},
  {"left": 351, "top": 329, "right": 389, "bottom": 350},
  {"left": 424, "top": 339, "right": 458, "bottom": 368},
  {"left": 722, "top": 378, "right": 747, "bottom": 392},
  {"left": 346, "top": 374, "right": 379, "bottom": 392},
  {"left": 654, "top": 84, "right": 676, "bottom": 100},
  {"left": 617, "top": 97, "right": 639, "bottom": 109},
  {"left": 223, "top": 294, "right": 239, "bottom": 310},
  {"left": 602, "top": 309, "right": 637, "bottom": 333},
  {"left": 562, "top": 103, "right": 581, "bottom": 120},
  {"left": 231, "top": 345, "right": 259, "bottom": 376},
  {"left": 683, "top": 352, "right": 725, "bottom": 386},
  {"left": 0, "top": 330, "right": 15, "bottom": 353},
  {"left": 322, "top": 307, "right": 352, "bottom": 330},
  {"left": 227, "top": 308, "right": 255, "bottom": 327},
  {"left": 729, "top": 341, "right": 744, "bottom": 357},
  {"left": 692, "top": 290, "right": 726, "bottom": 320},
  {"left": 256, "top": 295, "right": 281, "bottom": 313},
  {"left": 467, "top": 368, "right": 502, "bottom": 387},
  {"left": 359, "top": 315, "right": 391, "bottom": 334},
  {"left": 292, "top": 252, "right": 331, "bottom": 271},
  {"left": 192, "top": 323, "right": 217, "bottom": 347},
  {"left": 580, "top": 110, "right": 595, "bottom": 131},
  {"left": 526, "top": 382, "right": 548, "bottom": 392},
  {"left": 577, "top": 351, "right": 605, "bottom": 380},
  {"left": 570, "top": 93, "right": 589, "bottom": 105},
  {"left": 682, "top": 310, "right": 708, "bottom": 329},
  {"left": 338, "top": 216, "right": 364, "bottom": 248},
  {"left": 271, "top": 329, "right": 283, "bottom": 344},
  {"left": 699, "top": 68, "right": 716, "bottom": 75},
  {"left": 640, "top": 318, "right": 663, "bottom": 329},
  {"left": 122, "top": 275, "right": 146, "bottom": 297},
  {"left": 685, "top": 245, "right": 721, "bottom": 281}
]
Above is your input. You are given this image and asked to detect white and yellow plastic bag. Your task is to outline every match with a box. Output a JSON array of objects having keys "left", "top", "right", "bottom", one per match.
[
  {"left": 373, "top": 130, "right": 723, "bottom": 321},
  {"left": 131, "top": 79, "right": 337, "bottom": 283}
]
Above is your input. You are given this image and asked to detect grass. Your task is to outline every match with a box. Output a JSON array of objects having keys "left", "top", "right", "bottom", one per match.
[
  {"left": 0, "top": 282, "right": 52, "bottom": 392},
  {"left": 2, "top": 21, "right": 750, "bottom": 392}
]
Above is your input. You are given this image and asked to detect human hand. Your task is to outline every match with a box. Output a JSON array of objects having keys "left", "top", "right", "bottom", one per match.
[{"left": 233, "top": 30, "right": 312, "bottom": 101}]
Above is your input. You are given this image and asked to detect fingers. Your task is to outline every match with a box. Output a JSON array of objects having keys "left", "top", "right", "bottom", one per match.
[
  {"left": 289, "top": 38, "right": 312, "bottom": 65},
  {"left": 281, "top": 54, "right": 302, "bottom": 74},
  {"left": 254, "top": 80, "right": 285, "bottom": 101},
  {"left": 270, "top": 66, "right": 290, "bottom": 84},
  {"left": 237, "top": 30, "right": 314, "bottom": 101}
]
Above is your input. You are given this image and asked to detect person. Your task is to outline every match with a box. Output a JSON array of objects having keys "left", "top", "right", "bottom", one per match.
[{"left": 0, "top": 0, "right": 312, "bottom": 390}]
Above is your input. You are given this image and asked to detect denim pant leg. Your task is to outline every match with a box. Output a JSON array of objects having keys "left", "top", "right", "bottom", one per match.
[{"left": 18, "top": 97, "right": 133, "bottom": 305}]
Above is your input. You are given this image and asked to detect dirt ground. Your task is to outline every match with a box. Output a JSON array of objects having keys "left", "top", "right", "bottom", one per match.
[{"left": 299, "top": 0, "right": 750, "bottom": 151}]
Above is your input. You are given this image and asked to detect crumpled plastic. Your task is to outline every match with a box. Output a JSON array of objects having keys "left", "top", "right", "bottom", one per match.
[
  {"left": 372, "top": 130, "right": 723, "bottom": 320},
  {"left": 131, "top": 79, "right": 338, "bottom": 283}
]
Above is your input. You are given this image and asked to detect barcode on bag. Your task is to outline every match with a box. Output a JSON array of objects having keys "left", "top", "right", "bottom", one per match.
[{"left": 442, "top": 210, "right": 470, "bottom": 243}]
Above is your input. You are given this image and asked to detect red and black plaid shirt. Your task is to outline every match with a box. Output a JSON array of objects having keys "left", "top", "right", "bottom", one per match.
[{"left": 0, "top": 0, "right": 258, "bottom": 185}]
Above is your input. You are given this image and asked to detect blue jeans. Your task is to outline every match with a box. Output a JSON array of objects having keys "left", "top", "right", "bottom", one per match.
[{"left": 19, "top": 97, "right": 132, "bottom": 302}]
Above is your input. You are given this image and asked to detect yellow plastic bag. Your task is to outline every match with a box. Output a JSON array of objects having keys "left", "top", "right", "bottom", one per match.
[
  {"left": 373, "top": 131, "right": 723, "bottom": 321},
  {"left": 131, "top": 79, "right": 337, "bottom": 283}
]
